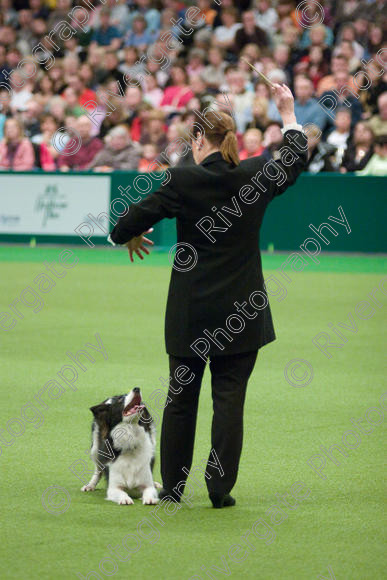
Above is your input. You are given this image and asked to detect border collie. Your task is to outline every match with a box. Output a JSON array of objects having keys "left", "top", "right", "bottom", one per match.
[{"left": 81, "top": 388, "right": 159, "bottom": 505}]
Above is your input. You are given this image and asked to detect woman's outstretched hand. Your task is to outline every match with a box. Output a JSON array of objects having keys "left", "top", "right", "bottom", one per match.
[
  {"left": 272, "top": 83, "right": 297, "bottom": 126},
  {"left": 125, "top": 228, "right": 154, "bottom": 262}
]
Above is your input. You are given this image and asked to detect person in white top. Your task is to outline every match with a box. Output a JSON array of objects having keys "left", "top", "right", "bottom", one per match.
[{"left": 213, "top": 7, "right": 242, "bottom": 50}]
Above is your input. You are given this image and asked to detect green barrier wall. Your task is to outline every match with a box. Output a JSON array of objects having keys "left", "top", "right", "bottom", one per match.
[
  {"left": 0, "top": 171, "right": 385, "bottom": 253},
  {"left": 111, "top": 172, "right": 385, "bottom": 253}
]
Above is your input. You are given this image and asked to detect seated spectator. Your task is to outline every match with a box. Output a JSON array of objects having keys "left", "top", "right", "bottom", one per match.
[
  {"left": 213, "top": 7, "right": 242, "bottom": 51},
  {"left": 125, "top": 0, "right": 161, "bottom": 33},
  {"left": 254, "top": 0, "right": 278, "bottom": 35},
  {"left": 327, "top": 108, "right": 352, "bottom": 169},
  {"left": 294, "top": 76, "right": 327, "bottom": 130},
  {"left": 140, "top": 110, "right": 168, "bottom": 150},
  {"left": 62, "top": 87, "right": 83, "bottom": 118},
  {"left": 255, "top": 81, "right": 282, "bottom": 123},
  {"left": 48, "top": 63, "right": 66, "bottom": 95},
  {"left": 327, "top": 108, "right": 352, "bottom": 149},
  {"left": 368, "top": 92, "right": 387, "bottom": 137},
  {"left": 32, "top": 114, "right": 61, "bottom": 160},
  {"left": 109, "top": 0, "right": 131, "bottom": 34},
  {"left": 356, "top": 135, "right": 387, "bottom": 176},
  {"left": 143, "top": 74, "right": 164, "bottom": 108},
  {"left": 96, "top": 51, "right": 125, "bottom": 86},
  {"left": 131, "top": 102, "right": 153, "bottom": 142},
  {"left": 48, "top": 97, "right": 67, "bottom": 126},
  {"left": 10, "top": 71, "right": 33, "bottom": 114},
  {"left": 58, "top": 116, "right": 103, "bottom": 171},
  {"left": 160, "top": 65, "right": 195, "bottom": 113},
  {"left": 368, "top": 23, "right": 384, "bottom": 54},
  {"left": 341, "top": 122, "right": 374, "bottom": 173},
  {"left": 273, "top": 44, "right": 292, "bottom": 83},
  {"left": 305, "top": 124, "right": 336, "bottom": 173},
  {"left": 197, "top": 0, "right": 217, "bottom": 27},
  {"left": 186, "top": 49, "right": 206, "bottom": 79},
  {"left": 164, "top": 123, "right": 190, "bottom": 167},
  {"left": 261, "top": 122, "right": 284, "bottom": 161},
  {"left": 358, "top": 66, "right": 387, "bottom": 119},
  {"left": 227, "top": 69, "right": 254, "bottom": 132},
  {"left": 31, "top": 141, "right": 56, "bottom": 171},
  {"left": 0, "top": 89, "right": 12, "bottom": 139},
  {"left": 30, "top": 0, "right": 50, "bottom": 20},
  {"left": 0, "top": 118, "right": 35, "bottom": 171},
  {"left": 78, "top": 63, "right": 97, "bottom": 92},
  {"left": 91, "top": 8, "right": 122, "bottom": 50},
  {"left": 247, "top": 97, "right": 271, "bottom": 132},
  {"left": 239, "top": 129, "right": 264, "bottom": 160},
  {"left": 118, "top": 47, "right": 143, "bottom": 78},
  {"left": 293, "top": 46, "right": 328, "bottom": 91},
  {"left": 124, "top": 86, "right": 144, "bottom": 131},
  {"left": 99, "top": 104, "right": 128, "bottom": 140},
  {"left": 336, "top": 22, "right": 365, "bottom": 60},
  {"left": 320, "top": 70, "right": 364, "bottom": 128},
  {"left": 299, "top": 23, "right": 333, "bottom": 53},
  {"left": 20, "top": 99, "right": 43, "bottom": 140},
  {"left": 138, "top": 143, "right": 163, "bottom": 172},
  {"left": 62, "top": 55, "right": 81, "bottom": 79},
  {"left": 88, "top": 125, "right": 141, "bottom": 172},
  {"left": 333, "top": 40, "right": 360, "bottom": 74},
  {"left": 124, "top": 15, "right": 159, "bottom": 51},
  {"left": 234, "top": 10, "right": 269, "bottom": 53},
  {"left": 64, "top": 76, "right": 97, "bottom": 115},
  {"left": 34, "top": 75, "right": 54, "bottom": 109},
  {"left": 201, "top": 47, "right": 226, "bottom": 90},
  {"left": 316, "top": 54, "right": 351, "bottom": 97}
]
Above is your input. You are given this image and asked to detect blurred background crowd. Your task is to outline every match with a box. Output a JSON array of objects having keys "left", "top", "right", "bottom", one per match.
[{"left": 0, "top": 0, "right": 386, "bottom": 175}]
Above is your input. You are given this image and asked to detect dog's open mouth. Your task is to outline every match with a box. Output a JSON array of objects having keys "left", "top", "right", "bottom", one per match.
[{"left": 123, "top": 394, "right": 144, "bottom": 416}]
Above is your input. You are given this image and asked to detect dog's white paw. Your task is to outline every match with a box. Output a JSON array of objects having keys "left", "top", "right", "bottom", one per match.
[
  {"left": 81, "top": 484, "right": 95, "bottom": 492},
  {"left": 154, "top": 481, "right": 162, "bottom": 489},
  {"left": 118, "top": 494, "right": 134, "bottom": 505},
  {"left": 143, "top": 496, "right": 159, "bottom": 505},
  {"left": 142, "top": 487, "right": 159, "bottom": 505}
]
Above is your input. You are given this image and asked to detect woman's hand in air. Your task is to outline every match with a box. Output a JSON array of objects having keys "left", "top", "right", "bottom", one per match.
[
  {"left": 272, "top": 84, "right": 297, "bottom": 125},
  {"left": 125, "top": 228, "right": 154, "bottom": 262}
]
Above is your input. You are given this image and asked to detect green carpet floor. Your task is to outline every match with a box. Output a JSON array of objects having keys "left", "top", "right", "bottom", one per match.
[{"left": 0, "top": 246, "right": 385, "bottom": 580}]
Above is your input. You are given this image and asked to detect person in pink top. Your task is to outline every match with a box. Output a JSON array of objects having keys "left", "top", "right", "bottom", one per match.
[
  {"left": 239, "top": 128, "right": 264, "bottom": 160},
  {"left": 0, "top": 118, "right": 35, "bottom": 171},
  {"left": 160, "top": 65, "right": 194, "bottom": 113}
]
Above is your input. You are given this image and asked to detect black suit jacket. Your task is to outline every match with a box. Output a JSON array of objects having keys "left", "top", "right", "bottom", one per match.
[{"left": 110, "top": 129, "right": 308, "bottom": 357}]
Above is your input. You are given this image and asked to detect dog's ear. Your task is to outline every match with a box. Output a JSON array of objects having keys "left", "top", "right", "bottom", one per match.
[{"left": 90, "top": 403, "right": 108, "bottom": 417}]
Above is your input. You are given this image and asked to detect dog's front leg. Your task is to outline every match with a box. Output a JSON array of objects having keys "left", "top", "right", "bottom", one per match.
[
  {"left": 81, "top": 467, "right": 103, "bottom": 492},
  {"left": 140, "top": 469, "right": 159, "bottom": 505},
  {"left": 106, "top": 486, "right": 134, "bottom": 505},
  {"left": 106, "top": 469, "right": 134, "bottom": 505}
]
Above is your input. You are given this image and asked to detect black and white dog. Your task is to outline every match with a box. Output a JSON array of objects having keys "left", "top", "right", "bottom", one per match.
[{"left": 81, "top": 388, "right": 159, "bottom": 505}]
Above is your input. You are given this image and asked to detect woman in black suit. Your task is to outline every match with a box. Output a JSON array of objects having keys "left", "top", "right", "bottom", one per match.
[{"left": 109, "top": 85, "right": 307, "bottom": 508}]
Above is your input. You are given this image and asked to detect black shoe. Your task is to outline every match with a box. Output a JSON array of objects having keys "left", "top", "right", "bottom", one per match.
[
  {"left": 209, "top": 492, "right": 236, "bottom": 509},
  {"left": 158, "top": 488, "right": 180, "bottom": 503}
]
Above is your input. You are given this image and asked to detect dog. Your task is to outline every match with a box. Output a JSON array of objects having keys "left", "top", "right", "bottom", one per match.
[{"left": 81, "top": 387, "right": 159, "bottom": 505}]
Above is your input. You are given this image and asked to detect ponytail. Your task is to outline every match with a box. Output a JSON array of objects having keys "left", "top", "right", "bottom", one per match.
[
  {"left": 192, "top": 110, "right": 240, "bottom": 166},
  {"left": 220, "top": 130, "right": 240, "bottom": 166}
]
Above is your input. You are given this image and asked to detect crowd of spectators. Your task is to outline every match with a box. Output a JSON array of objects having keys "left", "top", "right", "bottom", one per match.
[{"left": 0, "top": 0, "right": 386, "bottom": 175}]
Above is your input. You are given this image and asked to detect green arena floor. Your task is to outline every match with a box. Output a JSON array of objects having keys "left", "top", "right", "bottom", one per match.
[{"left": 0, "top": 245, "right": 385, "bottom": 580}]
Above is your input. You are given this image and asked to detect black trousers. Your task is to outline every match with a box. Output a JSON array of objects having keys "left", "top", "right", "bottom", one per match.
[{"left": 160, "top": 350, "right": 258, "bottom": 497}]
